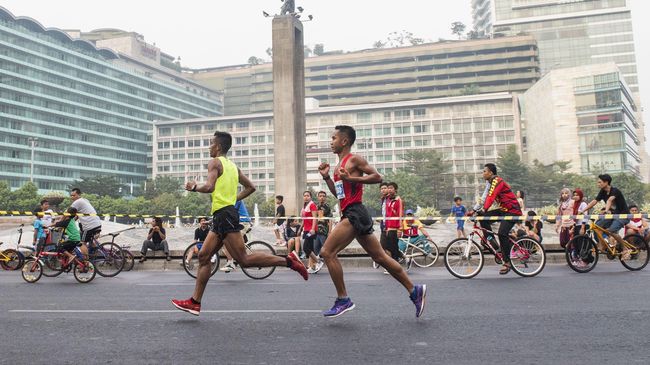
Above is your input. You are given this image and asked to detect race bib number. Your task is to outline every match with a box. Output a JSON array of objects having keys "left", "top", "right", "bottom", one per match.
[{"left": 334, "top": 180, "right": 345, "bottom": 200}]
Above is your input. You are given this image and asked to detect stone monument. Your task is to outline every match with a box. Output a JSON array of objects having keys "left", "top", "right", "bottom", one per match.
[{"left": 272, "top": 12, "right": 305, "bottom": 215}]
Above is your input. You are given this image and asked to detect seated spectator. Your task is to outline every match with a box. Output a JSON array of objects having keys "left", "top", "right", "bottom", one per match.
[
  {"left": 524, "top": 211, "right": 543, "bottom": 242},
  {"left": 183, "top": 217, "right": 210, "bottom": 265},
  {"left": 625, "top": 205, "right": 650, "bottom": 241},
  {"left": 284, "top": 217, "right": 301, "bottom": 257},
  {"left": 139, "top": 217, "right": 170, "bottom": 262}
]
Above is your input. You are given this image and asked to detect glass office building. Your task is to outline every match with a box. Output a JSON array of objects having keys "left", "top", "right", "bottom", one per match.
[
  {"left": 472, "top": 0, "right": 639, "bottom": 91},
  {"left": 0, "top": 7, "right": 222, "bottom": 191}
]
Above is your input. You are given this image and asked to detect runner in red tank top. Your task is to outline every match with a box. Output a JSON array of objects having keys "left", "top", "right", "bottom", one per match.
[{"left": 318, "top": 125, "right": 427, "bottom": 318}]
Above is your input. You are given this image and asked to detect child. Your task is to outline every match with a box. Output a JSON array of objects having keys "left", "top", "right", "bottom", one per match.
[
  {"left": 450, "top": 197, "right": 467, "bottom": 238},
  {"left": 556, "top": 188, "right": 574, "bottom": 248},
  {"left": 284, "top": 217, "right": 301, "bottom": 257},
  {"left": 32, "top": 208, "right": 46, "bottom": 253},
  {"left": 525, "top": 210, "right": 543, "bottom": 243},
  {"left": 401, "top": 209, "right": 433, "bottom": 252},
  {"left": 53, "top": 207, "right": 82, "bottom": 266}
]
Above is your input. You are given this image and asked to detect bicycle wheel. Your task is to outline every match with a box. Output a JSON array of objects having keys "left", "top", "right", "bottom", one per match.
[
  {"left": 21, "top": 258, "right": 42, "bottom": 283},
  {"left": 73, "top": 260, "right": 96, "bottom": 283},
  {"left": 242, "top": 241, "right": 277, "bottom": 280},
  {"left": 91, "top": 243, "right": 125, "bottom": 277},
  {"left": 41, "top": 255, "right": 64, "bottom": 277},
  {"left": 444, "top": 238, "right": 484, "bottom": 279},
  {"left": 510, "top": 237, "right": 545, "bottom": 277},
  {"left": 1, "top": 249, "right": 24, "bottom": 270},
  {"left": 122, "top": 249, "right": 135, "bottom": 272},
  {"left": 183, "top": 242, "right": 219, "bottom": 279},
  {"left": 620, "top": 234, "right": 649, "bottom": 271},
  {"left": 408, "top": 239, "right": 439, "bottom": 268},
  {"left": 565, "top": 235, "right": 598, "bottom": 273}
]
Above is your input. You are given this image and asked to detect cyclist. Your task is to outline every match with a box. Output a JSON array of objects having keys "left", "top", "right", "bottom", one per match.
[
  {"left": 468, "top": 163, "right": 522, "bottom": 275},
  {"left": 69, "top": 188, "right": 101, "bottom": 259},
  {"left": 182, "top": 217, "right": 211, "bottom": 269},
  {"left": 53, "top": 207, "right": 82, "bottom": 267},
  {"left": 579, "top": 174, "right": 631, "bottom": 259},
  {"left": 400, "top": 209, "right": 432, "bottom": 252}
]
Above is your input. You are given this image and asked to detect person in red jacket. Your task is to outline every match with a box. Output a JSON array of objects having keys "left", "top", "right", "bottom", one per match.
[{"left": 469, "top": 163, "right": 522, "bottom": 275}]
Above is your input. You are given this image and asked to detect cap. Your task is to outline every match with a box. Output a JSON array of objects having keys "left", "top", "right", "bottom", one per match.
[{"left": 405, "top": 209, "right": 414, "bottom": 215}]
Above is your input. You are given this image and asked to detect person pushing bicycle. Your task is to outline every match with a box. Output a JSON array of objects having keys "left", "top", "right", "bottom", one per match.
[{"left": 468, "top": 163, "right": 522, "bottom": 275}]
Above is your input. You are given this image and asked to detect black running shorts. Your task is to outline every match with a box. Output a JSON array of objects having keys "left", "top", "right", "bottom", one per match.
[
  {"left": 211, "top": 206, "right": 243, "bottom": 238},
  {"left": 342, "top": 203, "right": 374, "bottom": 236}
]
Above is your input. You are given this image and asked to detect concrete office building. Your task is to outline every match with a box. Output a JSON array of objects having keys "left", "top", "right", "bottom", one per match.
[
  {"left": 471, "top": 0, "right": 640, "bottom": 91},
  {"left": 521, "top": 63, "right": 641, "bottom": 177},
  {"left": 152, "top": 93, "right": 521, "bottom": 201},
  {"left": 187, "top": 36, "right": 540, "bottom": 115},
  {"left": 0, "top": 7, "right": 222, "bottom": 192}
]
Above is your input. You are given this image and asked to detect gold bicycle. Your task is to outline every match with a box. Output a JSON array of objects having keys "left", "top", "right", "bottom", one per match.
[{"left": 565, "top": 220, "right": 649, "bottom": 273}]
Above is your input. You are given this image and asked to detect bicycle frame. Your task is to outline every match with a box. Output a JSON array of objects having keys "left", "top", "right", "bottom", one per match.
[
  {"left": 466, "top": 220, "right": 531, "bottom": 262},
  {"left": 398, "top": 236, "right": 429, "bottom": 258},
  {"left": 588, "top": 221, "right": 639, "bottom": 255}
]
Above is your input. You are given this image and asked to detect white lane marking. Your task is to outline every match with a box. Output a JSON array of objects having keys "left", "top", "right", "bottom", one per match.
[{"left": 9, "top": 309, "right": 320, "bottom": 314}]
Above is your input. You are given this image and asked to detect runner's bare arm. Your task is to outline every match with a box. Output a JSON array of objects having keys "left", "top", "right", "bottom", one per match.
[
  {"left": 237, "top": 168, "right": 256, "bottom": 201},
  {"left": 318, "top": 162, "right": 337, "bottom": 196},
  {"left": 186, "top": 158, "right": 222, "bottom": 193},
  {"left": 340, "top": 155, "right": 382, "bottom": 184}
]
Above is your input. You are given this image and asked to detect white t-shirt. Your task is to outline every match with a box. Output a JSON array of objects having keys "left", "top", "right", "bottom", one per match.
[
  {"left": 71, "top": 198, "right": 102, "bottom": 230},
  {"left": 42, "top": 209, "right": 54, "bottom": 227}
]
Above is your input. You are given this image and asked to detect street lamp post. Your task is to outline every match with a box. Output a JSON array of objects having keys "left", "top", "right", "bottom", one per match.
[{"left": 28, "top": 137, "right": 38, "bottom": 183}]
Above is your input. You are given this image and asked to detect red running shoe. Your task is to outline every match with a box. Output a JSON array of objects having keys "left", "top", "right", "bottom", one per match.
[
  {"left": 171, "top": 298, "right": 201, "bottom": 316},
  {"left": 287, "top": 252, "right": 309, "bottom": 281}
]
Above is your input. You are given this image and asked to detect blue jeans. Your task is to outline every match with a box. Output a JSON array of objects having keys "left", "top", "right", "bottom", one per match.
[
  {"left": 596, "top": 218, "right": 629, "bottom": 235},
  {"left": 315, "top": 234, "right": 327, "bottom": 256}
]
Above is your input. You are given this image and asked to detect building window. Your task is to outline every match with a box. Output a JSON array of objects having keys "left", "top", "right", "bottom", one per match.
[{"left": 394, "top": 110, "right": 411, "bottom": 121}]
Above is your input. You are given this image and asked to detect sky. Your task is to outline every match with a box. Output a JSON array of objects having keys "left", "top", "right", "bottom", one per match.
[{"left": 0, "top": 0, "right": 649, "bottom": 141}]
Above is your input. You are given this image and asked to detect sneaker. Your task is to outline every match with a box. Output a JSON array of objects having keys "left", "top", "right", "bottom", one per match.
[
  {"left": 299, "top": 252, "right": 307, "bottom": 260},
  {"left": 171, "top": 298, "right": 201, "bottom": 316},
  {"left": 307, "top": 267, "right": 316, "bottom": 274},
  {"left": 220, "top": 262, "right": 235, "bottom": 273},
  {"left": 287, "top": 252, "right": 308, "bottom": 280},
  {"left": 410, "top": 284, "right": 427, "bottom": 318},
  {"left": 314, "top": 259, "right": 324, "bottom": 274},
  {"left": 323, "top": 297, "right": 355, "bottom": 318}
]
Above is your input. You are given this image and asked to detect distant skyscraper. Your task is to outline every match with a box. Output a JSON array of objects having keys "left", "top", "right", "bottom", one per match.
[{"left": 472, "top": 0, "right": 639, "bottom": 91}]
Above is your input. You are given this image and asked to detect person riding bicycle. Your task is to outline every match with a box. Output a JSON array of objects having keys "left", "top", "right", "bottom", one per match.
[
  {"left": 468, "top": 163, "right": 522, "bottom": 275},
  {"left": 400, "top": 209, "right": 432, "bottom": 252},
  {"left": 53, "top": 207, "right": 82, "bottom": 267},
  {"left": 579, "top": 174, "right": 631, "bottom": 259}
]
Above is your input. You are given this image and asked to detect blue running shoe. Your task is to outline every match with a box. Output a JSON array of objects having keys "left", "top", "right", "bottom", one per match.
[
  {"left": 410, "top": 284, "right": 427, "bottom": 318},
  {"left": 323, "top": 297, "right": 355, "bottom": 318}
]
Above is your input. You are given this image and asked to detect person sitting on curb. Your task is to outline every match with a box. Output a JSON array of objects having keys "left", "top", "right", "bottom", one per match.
[{"left": 140, "top": 217, "right": 170, "bottom": 262}]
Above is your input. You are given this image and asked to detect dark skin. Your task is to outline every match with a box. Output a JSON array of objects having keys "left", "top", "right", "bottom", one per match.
[
  {"left": 184, "top": 136, "right": 289, "bottom": 302},
  {"left": 318, "top": 130, "right": 414, "bottom": 299}
]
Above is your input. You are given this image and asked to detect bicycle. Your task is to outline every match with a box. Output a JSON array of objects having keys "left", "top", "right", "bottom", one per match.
[
  {"left": 0, "top": 241, "right": 23, "bottom": 271},
  {"left": 183, "top": 226, "right": 276, "bottom": 280},
  {"left": 21, "top": 244, "right": 96, "bottom": 284},
  {"left": 565, "top": 220, "right": 649, "bottom": 273},
  {"left": 121, "top": 244, "right": 135, "bottom": 272},
  {"left": 86, "top": 229, "right": 127, "bottom": 277},
  {"left": 373, "top": 235, "right": 439, "bottom": 270},
  {"left": 444, "top": 218, "right": 546, "bottom": 279}
]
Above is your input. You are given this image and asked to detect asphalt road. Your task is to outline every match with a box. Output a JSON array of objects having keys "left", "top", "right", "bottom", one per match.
[{"left": 1, "top": 263, "right": 650, "bottom": 365}]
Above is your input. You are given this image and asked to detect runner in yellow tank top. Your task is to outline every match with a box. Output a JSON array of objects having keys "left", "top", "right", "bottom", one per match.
[{"left": 171, "top": 131, "right": 308, "bottom": 316}]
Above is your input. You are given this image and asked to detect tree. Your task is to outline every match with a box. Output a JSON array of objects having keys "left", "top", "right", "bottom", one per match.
[
  {"left": 313, "top": 43, "right": 325, "bottom": 56},
  {"left": 10, "top": 182, "right": 40, "bottom": 211},
  {"left": 69, "top": 175, "right": 124, "bottom": 198},
  {"left": 248, "top": 56, "right": 263, "bottom": 65},
  {"left": 373, "top": 40, "right": 386, "bottom": 49},
  {"left": 143, "top": 176, "right": 182, "bottom": 199},
  {"left": 466, "top": 30, "right": 480, "bottom": 39},
  {"left": 0, "top": 181, "right": 11, "bottom": 210},
  {"left": 265, "top": 47, "right": 273, "bottom": 58},
  {"left": 451, "top": 21, "right": 467, "bottom": 39},
  {"left": 401, "top": 149, "right": 453, "bottom": 209},
  {"left": 496, "top": 145, "right": 529, "bottom": 195},
  {"left": 459, "top": 84, "right": 480, "bottom": 95}
]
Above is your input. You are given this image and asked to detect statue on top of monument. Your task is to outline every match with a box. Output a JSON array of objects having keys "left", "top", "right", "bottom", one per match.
[{"left": 280, "top": 0, "right": 295, "bottom": 15}]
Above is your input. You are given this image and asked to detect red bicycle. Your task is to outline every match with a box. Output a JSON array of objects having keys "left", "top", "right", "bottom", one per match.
[
  {"left": 444, "top": 218, "right": 546, "bottom": 279},
  {"left": 21, "top": 245, "right": 96, "bottom": 284}
]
